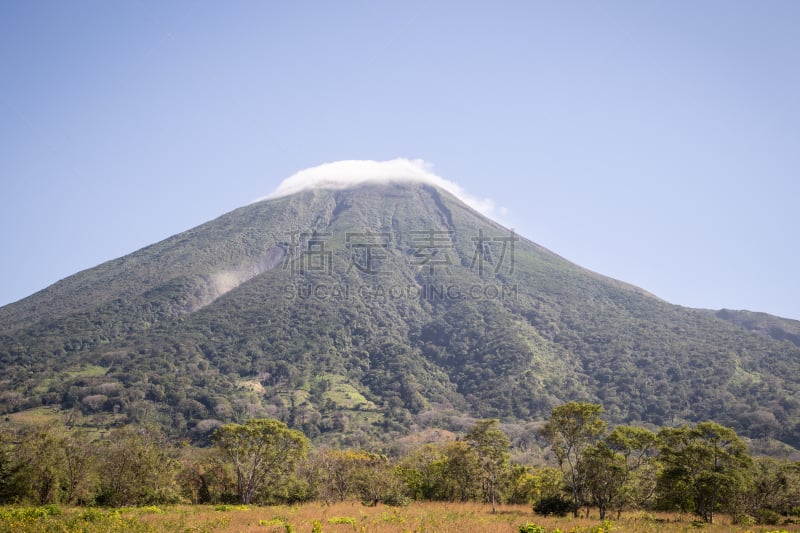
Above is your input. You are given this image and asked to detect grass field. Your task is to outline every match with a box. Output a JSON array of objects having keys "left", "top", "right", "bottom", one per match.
[{"left": 2, "top": 502, "right": 800, "bottom": 533}]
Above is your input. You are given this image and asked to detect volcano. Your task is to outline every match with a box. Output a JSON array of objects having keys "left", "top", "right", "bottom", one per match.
[{"left": 2, "top": 172, "right": 799, "bottom": 449}]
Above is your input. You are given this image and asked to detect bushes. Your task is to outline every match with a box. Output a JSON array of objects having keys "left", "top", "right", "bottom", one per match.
[
  {"left": 0, "top": 506, "right": 153, "bottom": 533},
  {"left": 754, "top": 508, "right": 782, "bottom": 525},
  {"left": 0, "top": 412, "right": 798, "bottom": 521},
  {"left": 533, "top": 495, "right": 572, "bottom": 517}
]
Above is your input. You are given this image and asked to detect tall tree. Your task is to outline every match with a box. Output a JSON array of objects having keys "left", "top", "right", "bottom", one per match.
[
  {"left": 61, "top": 429, "right": 97, "bottom": 505},
  {"left": 0, "top": 428, "right": 15, "bottom": 503},
  {"left": 744, "top": 456, "right": 800, "bottom": 518},
  {"left": 580, "top": 442, "right": 626, "bottom": 519},
  {"left": 98, "top": 427, "right": 179, "bottom": 506},
  {"left": 607, "top": 425, "right": 660, "bottom": 515},
  {"left": 396, "top": 443, "right": 448, "bottom": 501},
  {"left": 13, "top": 424, "right": 65, "bottom": 504},
  {"left": 212, "top": 418, "right": 309, "bottom": 504},
  {"left": 657, "top": 422, "right": 751, "bottom": 523},
  {"left": 311, "top": 448, "right": 397, "bottom": 503},
  {"left": 465, "top": 419, "right": 511, "bottom": 513},
  {"left": 440, "top": 440, "right": 482, "bottom": 502},
  {"left": 540, "top": 402, "right": 606, "bottom": 517}
]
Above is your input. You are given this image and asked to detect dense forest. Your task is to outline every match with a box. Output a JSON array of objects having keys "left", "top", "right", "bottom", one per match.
[{"left": 1, "top": 403, "right": 798, "bottom": 526}]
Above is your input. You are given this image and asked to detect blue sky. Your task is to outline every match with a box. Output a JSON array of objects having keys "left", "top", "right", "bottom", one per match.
[{"left": 1, "top": 1, "right": 799, "bottom": 319}]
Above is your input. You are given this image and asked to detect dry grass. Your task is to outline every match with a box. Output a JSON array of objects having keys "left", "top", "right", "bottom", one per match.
[
  {"left": 4, "top": 502, "right": 800, "bottom": 532},
  {"left": 132, "top": 502, "right": 800, "bottom": 533}
]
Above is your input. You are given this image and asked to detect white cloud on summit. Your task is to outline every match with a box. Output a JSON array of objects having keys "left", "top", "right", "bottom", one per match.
[{"left": 259, "top": 159, "right": 503, "bottom": 218}]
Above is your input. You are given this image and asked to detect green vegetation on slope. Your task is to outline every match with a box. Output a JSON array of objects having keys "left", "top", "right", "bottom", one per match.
[{"left": 1, "top": 183, "right": 800, "bottom": 450}]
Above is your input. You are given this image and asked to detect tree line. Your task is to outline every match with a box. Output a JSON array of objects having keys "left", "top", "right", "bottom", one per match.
[{"left": 1, "top": 402, "right": 798, "bottom": 526}]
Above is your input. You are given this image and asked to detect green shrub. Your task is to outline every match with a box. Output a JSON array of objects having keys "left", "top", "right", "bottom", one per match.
[
  {"left": 533, "top": 495, "right": 572, "bottom": 517},
  {"left": 328, "top": 516, "right": 357, "bottom": 529},
  {"left": 518, "top": 523, "right": 546, "bottom": 533},
  {"left": 755, "top": 508, "right": 782, "bottom": 525},
  {"left": 214, "top": 503, "right": 249, "bottom": 511},
  {"left": 732, "top": 512, "right": 756, "bottom": 526},
  {"left": 260, "top": 517, "right": 287, "bottom": 525},
  {"left": 80, "top": 507, "right": 106, "bottom": 522},
  {"left": 382, "top": 492, "right": 411, "bottom": 507},
  {"left": 0, "top": 505, "right": 64, "bottom": 520}
]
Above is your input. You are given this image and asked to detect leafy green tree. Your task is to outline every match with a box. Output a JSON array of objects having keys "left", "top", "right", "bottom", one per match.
[
  {"left": 396, "top": 443, "right": 446, "bottom": 501},
  {"left": 440, "top": 441, "right": 482, "bottom": 502},
  {"left": 580, "top": 442, "right": 626, "bottom": 519},
  {"left": 504, "top": 465, "right": 564, "bottom": 507},
  {"left": 657, "top": 422, "right": 751, "bottom": 523},
  {"left": 12, "top": 424, "right": 66, "bottom": 504},
  {"left": 529, "top": 465, "right": 565, "bottom": 502},
  {"left": 349, "top": 451, "right": 408, "bottom": 506},
  {"left": 504, "top": 464, "right": 537, "bottom": 504},
  {"left": 310, "top": 448, "right": 353, "bottom": 502},
  {"left": 540, "top": 402, "right": 606, "bottom": 517},
  {"left": 465, "top": 419, "right": 511, "bottom": 513},
  {"left": 61, "top": 429, "right": 98, "bottom": 505},
  {"left": 98, "top": 427, "right": 180, "bottom": 506},
  {"left": 0, "top": 424, "right": 95, "bottom": 505},
  {"left": 177, "top": 446, "right": 236, "bottom": 504},
  {"left": 741, "top": 456, "right": 800, "bottom": 520},
  {"left": 212, "top": 418, "right": 309, "bottom": 504},
  {"left": 530, "top": 465, "right": 573, "bottom": 518},
  {"left": 312, "top": 448, "right": 388, "bottom": 502},
  {"left": 607, "top": 425, "right": 660, "bottom": 514},
  {"left": 0, "top": 428, "right": 16, "bottom": 503}
]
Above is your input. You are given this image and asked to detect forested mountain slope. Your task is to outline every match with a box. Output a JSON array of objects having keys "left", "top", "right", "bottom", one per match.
[{"left": 2, "top": 182, "right": 799, "bottom": 449}]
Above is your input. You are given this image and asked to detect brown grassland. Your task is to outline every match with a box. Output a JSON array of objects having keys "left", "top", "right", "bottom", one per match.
[{"left": 4, "top": 501, "right": 800, "bottom": 533}]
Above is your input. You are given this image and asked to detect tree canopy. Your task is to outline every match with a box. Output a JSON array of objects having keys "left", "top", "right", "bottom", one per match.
[
  {"left": 212, "top": 418, "right": 309, "bottom": 504},
  {"left": 541, "top": 401, "right": 607, "bottom": 516}
]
